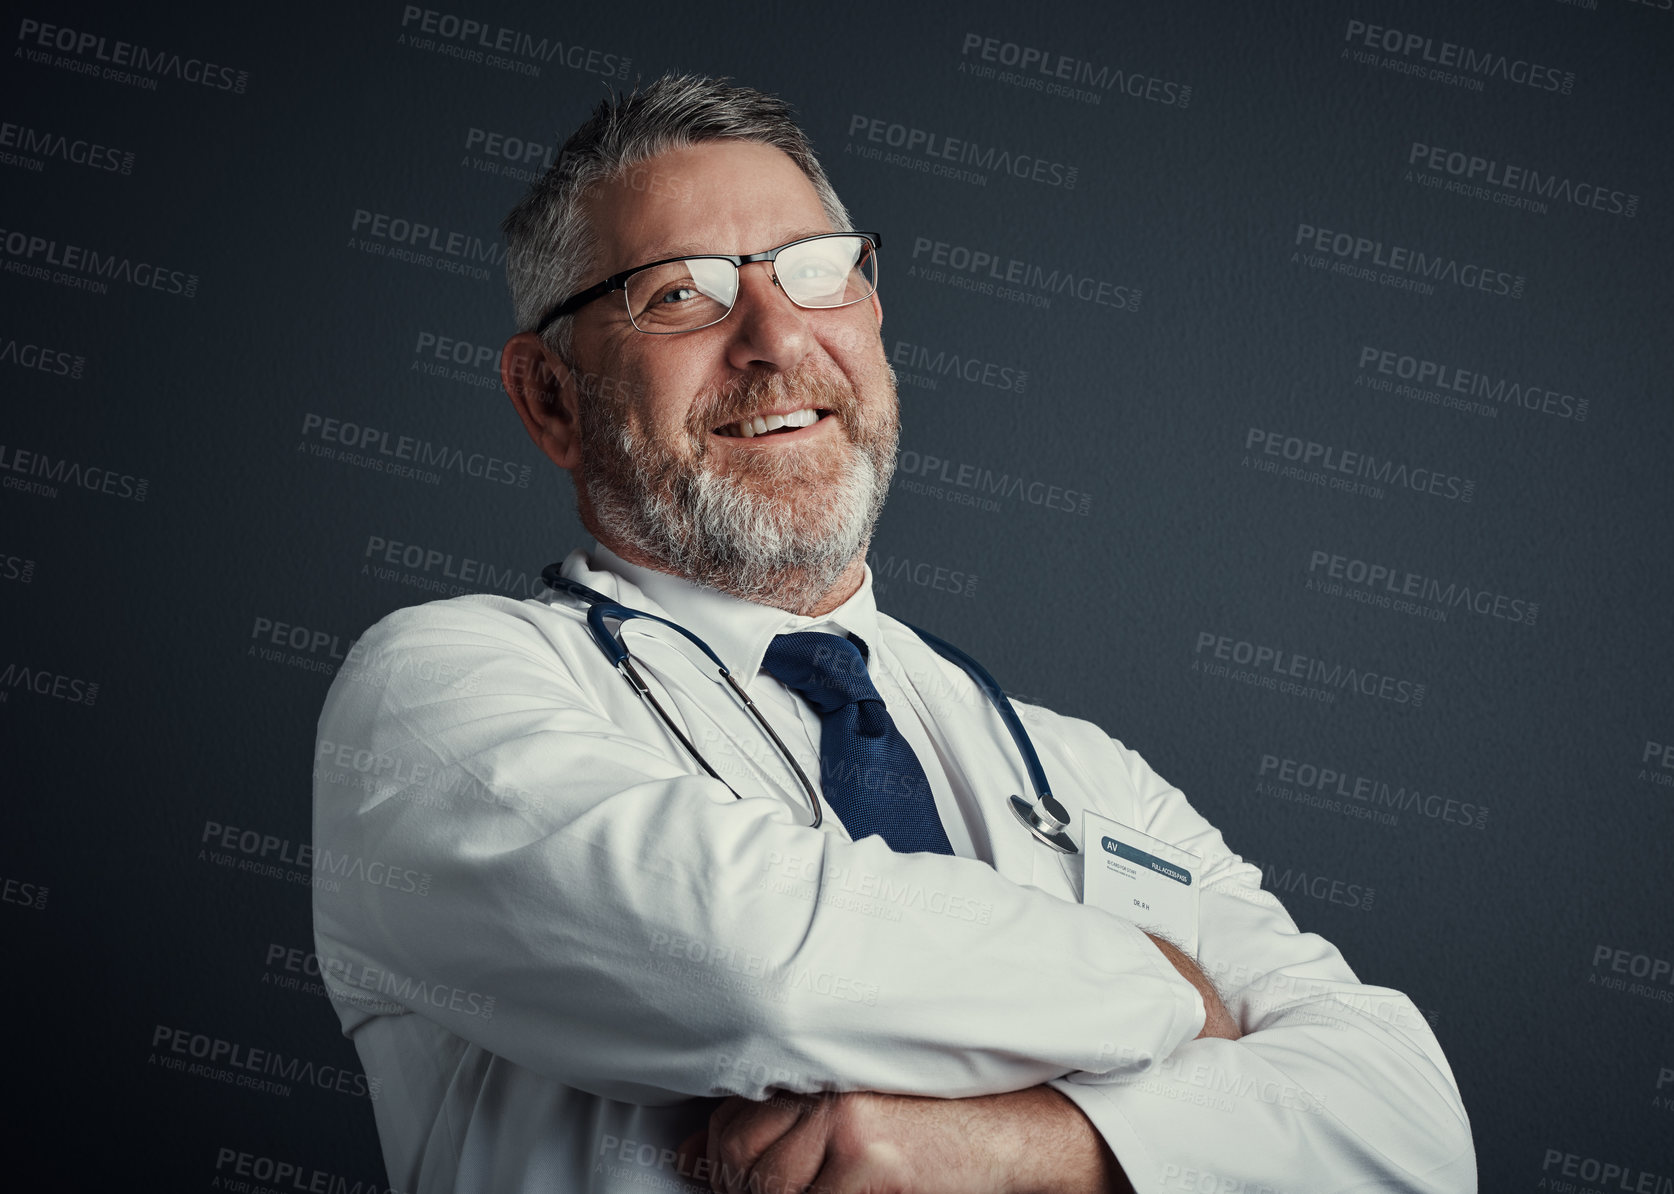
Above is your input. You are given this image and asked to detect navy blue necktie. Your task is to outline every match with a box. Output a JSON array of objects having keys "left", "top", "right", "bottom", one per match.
[{"left": 760, "top": 631, "right": 953, "bottom": 855}]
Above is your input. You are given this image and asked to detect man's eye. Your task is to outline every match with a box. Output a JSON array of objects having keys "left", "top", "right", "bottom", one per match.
[{"left": 657, "top": 285, "right": 699, "bottom": 305}]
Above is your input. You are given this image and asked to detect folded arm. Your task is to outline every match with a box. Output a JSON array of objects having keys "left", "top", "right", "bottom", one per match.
[
  {"left": 688, "top": 707, "right": 1475, "bottom": 1193},
  {"left": 689, "top": 933, "right": 1237, "bottom": 1194},
  {"left": 311, "top": 598, "right": 1206, "bottom": 1106},
  {"left": 1037, "top": 720, "right": 1476, "bottom": 1192}
]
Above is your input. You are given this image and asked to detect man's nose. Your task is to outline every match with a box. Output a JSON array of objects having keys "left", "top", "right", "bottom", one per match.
[{"left": 722, "top": 262, "right": 813, "bottom": 375}]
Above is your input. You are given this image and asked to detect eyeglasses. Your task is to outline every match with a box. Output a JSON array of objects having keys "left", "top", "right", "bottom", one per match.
[{"left": 533, "top": 232, "right": 881, "bottom": 337}]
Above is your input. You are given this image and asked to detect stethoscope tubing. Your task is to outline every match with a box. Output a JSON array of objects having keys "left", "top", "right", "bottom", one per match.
[
  {"left": 539, "top": 565, "right": 1075, "bottom": 853},
  {"left": 543, "top": 569, "right": 822, "bottom": 825}
]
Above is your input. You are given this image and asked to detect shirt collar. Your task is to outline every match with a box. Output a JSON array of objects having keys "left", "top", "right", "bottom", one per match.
[{"left": 556, "top": 541, "right": 883, "bottom": 687}]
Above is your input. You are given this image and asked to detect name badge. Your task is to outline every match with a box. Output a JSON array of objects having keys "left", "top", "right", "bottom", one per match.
[{"left": 1081, "top": 809, "right": 1201, "bottom": 955}]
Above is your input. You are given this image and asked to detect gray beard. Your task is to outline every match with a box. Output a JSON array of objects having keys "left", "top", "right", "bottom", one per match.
[{"left": 578, "top": 368, "right": 897, "bottom": 614}]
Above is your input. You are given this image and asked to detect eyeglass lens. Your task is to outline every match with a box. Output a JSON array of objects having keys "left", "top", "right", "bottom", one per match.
[{"left": 624, "top": 236, "right": 875, "bottom": 333}]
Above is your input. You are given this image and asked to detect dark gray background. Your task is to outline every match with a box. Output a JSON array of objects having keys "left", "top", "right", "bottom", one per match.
[{"left": 3, "top": 0, "right": 1671, "bottom": 1187}]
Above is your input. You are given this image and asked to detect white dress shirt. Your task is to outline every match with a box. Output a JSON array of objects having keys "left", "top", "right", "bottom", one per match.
[{"left": 311, "top": 543, "right": 1475, "bottom": 1193}]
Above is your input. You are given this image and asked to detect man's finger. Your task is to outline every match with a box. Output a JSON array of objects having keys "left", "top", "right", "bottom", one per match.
[
  {"left": 706, "top": 1097, "right": 752, "bottom": 1191},
  {"left": 708, "top": 1096, "right": 753, "bottom": 1138},
  {"left": 676, "top": 1127, "right": 708, "bottom": 1178},
  {"left": 711, "top": 1092, "right": 807, "bottom": 1194},
  {"left": 740, "top": 1105, "right": 832, "bottom": 1194}
]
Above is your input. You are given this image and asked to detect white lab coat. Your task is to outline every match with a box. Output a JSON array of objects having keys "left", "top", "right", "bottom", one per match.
[{"left": 312, "top": 545, "right": 1475, "bottom": 1193}]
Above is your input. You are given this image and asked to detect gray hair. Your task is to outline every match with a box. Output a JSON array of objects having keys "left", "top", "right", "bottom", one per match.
[{"left": 501, "top": 73, "right": 853, "bottom": 361}]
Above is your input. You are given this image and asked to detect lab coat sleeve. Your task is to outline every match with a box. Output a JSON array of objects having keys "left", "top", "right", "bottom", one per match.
[
  {"left": 311, "top": 596, "right": 1205, "bottom": 1108},
  {"left": 1037, "top": 718, "right": 1477, "bottom": 1193}
]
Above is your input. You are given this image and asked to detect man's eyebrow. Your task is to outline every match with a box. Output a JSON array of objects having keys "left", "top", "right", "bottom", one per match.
[{"left": 631, "top": 228, "right": 837, "bottom": 264}]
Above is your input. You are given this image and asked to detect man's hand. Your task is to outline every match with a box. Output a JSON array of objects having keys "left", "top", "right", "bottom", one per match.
[
  {"left": 673, "top": 938, "right": 1236, "bottom": 1193},
  {"left": 1146, "top": 932, "right": 1242, "bottom": 1041},
  {"left": 677, "top": 1085, "right": 1131, "bottom": 1194}
]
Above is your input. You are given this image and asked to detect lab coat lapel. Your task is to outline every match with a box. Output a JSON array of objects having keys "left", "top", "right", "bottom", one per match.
[{"left": 891, "top": 635, "right": 1079, "bottom": 901}]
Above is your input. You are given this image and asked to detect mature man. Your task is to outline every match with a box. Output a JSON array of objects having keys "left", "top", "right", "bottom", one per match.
[{"left": 313, "top": 75, "right": 1474, "bottom": 1193}]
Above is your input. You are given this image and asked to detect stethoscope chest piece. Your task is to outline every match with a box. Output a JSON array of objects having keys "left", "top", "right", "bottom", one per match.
[{"left": 1009, "top": 793, "right": 1079, "bottom": 854}]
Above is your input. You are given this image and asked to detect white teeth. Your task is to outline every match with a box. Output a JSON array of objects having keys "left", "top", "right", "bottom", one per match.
[{"left": 723, "top": 409, "right": 821, "bottom": 438}]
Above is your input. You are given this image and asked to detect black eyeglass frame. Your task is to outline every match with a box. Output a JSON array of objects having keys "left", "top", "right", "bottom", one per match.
[{"left": 531, "top": 231, "right": 883, "bottom": 337}]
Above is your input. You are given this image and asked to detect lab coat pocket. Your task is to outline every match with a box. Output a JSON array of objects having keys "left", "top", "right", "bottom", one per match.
[{"left": 1029, "top": 824, "right": 1085, "bottom": 905}]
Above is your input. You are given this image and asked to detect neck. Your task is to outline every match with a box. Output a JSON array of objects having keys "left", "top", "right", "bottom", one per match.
[{"left": 595, "top": 531, "right": 868, "bottom": 618}]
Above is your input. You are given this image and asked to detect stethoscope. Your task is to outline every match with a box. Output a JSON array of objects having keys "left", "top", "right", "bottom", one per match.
[{"left": 541, "top": 565, "right": 1079, "bottom": 855}]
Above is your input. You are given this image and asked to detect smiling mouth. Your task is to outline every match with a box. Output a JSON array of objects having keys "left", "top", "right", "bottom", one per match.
[{"left": 712, "top": 408, "right": 832, "bottom": 438}]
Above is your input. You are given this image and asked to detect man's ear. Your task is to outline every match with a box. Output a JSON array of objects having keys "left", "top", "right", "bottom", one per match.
[{"left": 501, "top": 332, "right": 582, "bottom": 470}]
